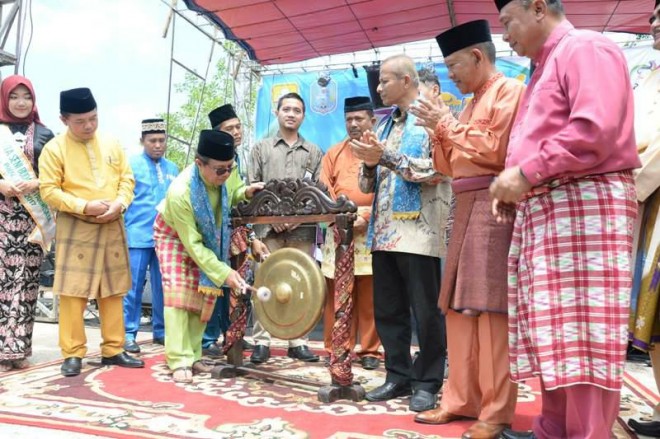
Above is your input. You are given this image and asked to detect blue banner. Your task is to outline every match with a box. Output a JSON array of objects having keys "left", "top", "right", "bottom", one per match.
[{"left": 256, "top": 57, "right": 531, "bottom": 152}]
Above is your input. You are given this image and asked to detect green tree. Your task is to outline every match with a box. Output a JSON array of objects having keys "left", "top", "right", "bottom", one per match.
[{"left": 160, "top": 42, "right": 258, "bottom": 170}]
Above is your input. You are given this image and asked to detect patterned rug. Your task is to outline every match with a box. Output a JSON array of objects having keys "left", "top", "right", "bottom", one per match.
[{"left": 0, "top": 342, "right": 656, "bottom": 438}]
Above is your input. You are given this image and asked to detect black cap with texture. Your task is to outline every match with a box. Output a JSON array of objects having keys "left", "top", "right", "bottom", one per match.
[
  {"left": 494, "top": 0, "right": 515, "bottom": 12},
  {"left": 60, "top": 87, "right": 97, "bottom": 114},
  {"left": 436, "top": 20, "right": 493, "bottom": 58},
  {"left": 208, "top": 104, "right": 238, "bottom": 129},
  {"left": 344, "top": 96, "right": 373, "bottom": 113},
  {"left": 197, "top": 129, "right": 235, "bottom": 161}
]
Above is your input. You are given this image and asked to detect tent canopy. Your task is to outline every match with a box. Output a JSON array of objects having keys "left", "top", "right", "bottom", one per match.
[{"left": 183, "top": 0, "right": 653, "bottom": 65}]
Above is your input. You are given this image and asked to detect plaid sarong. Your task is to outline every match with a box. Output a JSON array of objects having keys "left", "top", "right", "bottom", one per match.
[
  {"left": 53, "top": 213, "right": 131, "bottom": 299},
  {"left": 153, "top": 214, "right": 216, "bottom": 322},
  {"left": 508, "top": 171, "right": 637, "bottom": 391}
]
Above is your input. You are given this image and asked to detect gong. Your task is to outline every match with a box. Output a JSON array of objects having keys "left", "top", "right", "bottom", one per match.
[{"left": 252, "top": 247, "right": 326, "bottom": 340}]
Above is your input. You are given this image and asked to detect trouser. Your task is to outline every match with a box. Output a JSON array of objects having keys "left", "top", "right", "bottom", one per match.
[
  {"left": 372, "top": 251, "right": 446, "bottom": 393},
  {"left": 123, "top": 248, "right": 164, "bottom": 341},
  {"left": 164, "top": 306, "right": 206, "bottom": 370},
  {"left": 440, "top": 310, "right": 517, "bottom": 424},
  {"left": 202, "top": 288, "right": 230, "bottom": 348},
  {"left": 533, "top": 384, "right": 621, "bottom": 439},
  {"left": 251, "top": 237, "right": 314, "bottom": 348},
  {"left": 323, "top": 275, "right": 381, "bottom": 358},
  {"left": 59, "top": 294, "right": 125, "bottom": 358}
]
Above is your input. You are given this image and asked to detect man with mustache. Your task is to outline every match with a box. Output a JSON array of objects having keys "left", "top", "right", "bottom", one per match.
[
  {"left": 490, "top": 1, "right": 641, "bottom": 437},
  {"left": 410, "top": 19, "right": 525, "bottom": 439},
  {"left": 122, "top": 119, "right": 179, "bottom": 354},
  {"left": 320, "top": 96, "right": 382, "bottom": 371}
]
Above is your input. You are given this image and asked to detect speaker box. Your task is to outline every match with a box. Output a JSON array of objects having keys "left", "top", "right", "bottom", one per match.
[{"left": 363, "top": 64, "right": 385, "bottom": 109}]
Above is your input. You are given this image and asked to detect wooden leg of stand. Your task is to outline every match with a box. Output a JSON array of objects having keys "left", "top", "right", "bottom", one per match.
[
  {"left": 318, "top": 383, "right": 366, "bottom": 403},
  {"left": 227, "top": 340, "right": 244, "bottom": 366},
  {"left": 211, "top": 339, "right": 246, "bottom": 379}
]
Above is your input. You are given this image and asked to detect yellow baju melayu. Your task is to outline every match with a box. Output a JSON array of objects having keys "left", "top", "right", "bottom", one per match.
[{"left": 39, "top": 130, "right": 134, "bottom": 358}]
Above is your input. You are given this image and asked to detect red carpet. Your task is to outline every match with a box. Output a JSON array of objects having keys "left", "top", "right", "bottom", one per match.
[{"left": 0, "top": 342, "right": 652, "bottom": 438}]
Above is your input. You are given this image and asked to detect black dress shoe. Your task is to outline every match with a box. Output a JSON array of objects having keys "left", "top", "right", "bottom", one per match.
[
  {"left": 152, "top": 337, "right": 165, "bottom": 346},
  {"left": 409, "top": 389, "right": 437, "bottom": 412},
  {"left": 242, "top": 339, "right": 255, "bottom": 351},
  {"left": 628, "top": 419, "right": 660, "bottom": 437},
  {"left": 61, "top": 357, "right": 82, "bottom": 377},
  {"left": 499, "top": 428, "right": 536, "bottom": 439},
  {"left": 287, "top": 345, "right": 319, "bottom": 362},
  {"left": 101, "top": 352, "right": 144, "bottom": 368},
  {"left": 365, "top": 381, "right": 412, "bottom": 402},
  {"left": 124, "top": 339, "right": 140, "bottom": 353},
  {"left": 361, "top": 356, "right": 380, "bottom": 370},
  {"left": 250, "top": 345, "right": 270, "bottom": 364},
  {"left": 202, "top": 343, "right": 223, "bottom": 358}
]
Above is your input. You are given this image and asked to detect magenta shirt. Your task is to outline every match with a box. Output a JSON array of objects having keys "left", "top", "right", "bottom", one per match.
[{"left": 506, "top": 20, "right": 641, "bottom": 185}]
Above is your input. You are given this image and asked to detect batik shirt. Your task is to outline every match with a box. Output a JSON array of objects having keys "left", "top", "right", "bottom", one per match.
[{"left": 358, "top": 108, "right": 451, "bottom": 258}]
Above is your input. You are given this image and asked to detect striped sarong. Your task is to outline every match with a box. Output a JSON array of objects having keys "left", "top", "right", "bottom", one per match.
[
  {"left": 508, "top": 171, "right": 637, "bottom": 391},
  {"left": 53, "top": 213, "right": 131, "bottom": 299}
]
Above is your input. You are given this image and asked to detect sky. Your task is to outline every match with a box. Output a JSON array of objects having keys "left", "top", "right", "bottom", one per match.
[
  {"left": 0, "top": 0, "right": 216, "bottom": 155},
  {"left": 1, "top": 1, "right": 652, "bottom": 156}
]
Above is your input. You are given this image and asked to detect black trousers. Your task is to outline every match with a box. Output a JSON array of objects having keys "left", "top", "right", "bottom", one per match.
[{"left": 372, "top": 251, "right": 447, "bottom": 393}]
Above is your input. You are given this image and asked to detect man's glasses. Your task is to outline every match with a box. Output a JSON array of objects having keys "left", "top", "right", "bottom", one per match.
[{"left": 208, "top": 162, "right": 236, "bottom": 176}]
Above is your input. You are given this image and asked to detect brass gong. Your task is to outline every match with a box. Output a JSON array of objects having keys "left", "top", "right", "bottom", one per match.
[{"left": 252, "top": 247, "right": 326, "bottom": 340}]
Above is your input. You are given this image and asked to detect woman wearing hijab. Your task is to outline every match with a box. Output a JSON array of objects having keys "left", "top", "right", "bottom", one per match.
[{"left": 0, "top": 75, "right": 54, "bottom": 372}]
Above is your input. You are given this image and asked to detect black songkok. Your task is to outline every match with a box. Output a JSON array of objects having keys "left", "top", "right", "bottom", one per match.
[
  {"left": 344, "top": 96, "right": 373, "bottom": 113},
  {"left": 494, "top": 0, "right": 515, "bottom": 11},
  {"left": 436, "top": 20, "right": 493, "bottom": 58},
  {"left": 197, "top": 129, "right": 235, "bottom": 161},
  {"left": 60, "top": 87, "right": 97, "bottom": 114},
  {"left": 208, "top": 104, "right": 238, "bottom": 129},
  {"left": 141, "top": 118, "right": 166, "bottom": 135}
]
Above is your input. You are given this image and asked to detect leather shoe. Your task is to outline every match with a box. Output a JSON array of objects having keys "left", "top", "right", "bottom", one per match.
[
  {"left": 409, "top": 389, "right": 437, "bottom": 412},
  {"left": 628, "top": 419, "right": 660, "bottom": 437},
  {"left": 202, "top": 343, "right": 223, "bottom": 358},
  {"left": 462, "top": 421, "right": 507, "bottom": 439},
  {"left": 242, "top": 339, "right": 254, "bottom": 351},
  {"left": 101, "top": 352, "right": 144, "bottom": 368},
  {"left": 414, "top": 407, "right": 469, "bottom": 424},
  {"left": 366, "top": 381, "right": 412, "bottom": 402},
  {"left": 361, "top": 356, "right": 380, "bottom": 370},
  {"left": 250, "top": 345, "right": 270, "bottom": 364},
  {"left": 499, "top": 428, "right": 536, "bottom": 439},
  {"left": 287, "top": 345, "right": 319, "bottom": 362},
  {"left": 152, "top": 337, "right": 165, "bottom": 346},
  {"left": 124, "top": 339, "right": 140, "bottom": 353},
  {"left": 61, "top": 357, "right": 82, "bottom": 377}
]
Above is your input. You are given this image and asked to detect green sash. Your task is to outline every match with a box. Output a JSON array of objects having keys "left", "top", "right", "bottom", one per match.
[{"left": 0, "top": 124, "right": 55, "bottom": 251}]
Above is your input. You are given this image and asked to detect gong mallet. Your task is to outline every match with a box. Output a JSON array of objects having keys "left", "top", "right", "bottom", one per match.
[{"left": 241, "top": 284, "right": 272, "bottom": 302}]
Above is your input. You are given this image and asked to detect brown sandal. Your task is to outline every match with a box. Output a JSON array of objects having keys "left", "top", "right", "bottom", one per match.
[
  {"left": 192, "top": 360, "right": 214, "bottom": 375},
  {"left": 172, "top": 367, "right": 193, "bottom": 383}
]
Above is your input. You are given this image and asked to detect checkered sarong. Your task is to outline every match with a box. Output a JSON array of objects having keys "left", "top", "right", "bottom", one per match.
[
  {"left": 508, "top": 171, "right": 637, "bottom": 391},
  {"left": 153, "top": 214, "right": 216, "bottom": 322}
]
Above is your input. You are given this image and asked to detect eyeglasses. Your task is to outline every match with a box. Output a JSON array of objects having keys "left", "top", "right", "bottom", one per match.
[{"left": 208, "top": 162, "right": 236, "bottom": 176}]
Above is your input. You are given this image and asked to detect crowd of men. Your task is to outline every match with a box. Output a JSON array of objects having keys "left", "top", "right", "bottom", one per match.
[{"left": 28, "top": 0, "right": 660, "bottom": 438}]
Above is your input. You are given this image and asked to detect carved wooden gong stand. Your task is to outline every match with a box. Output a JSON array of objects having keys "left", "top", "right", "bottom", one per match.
[{"left": 212, "top": 178, "right": 365, "bottom": 403}]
